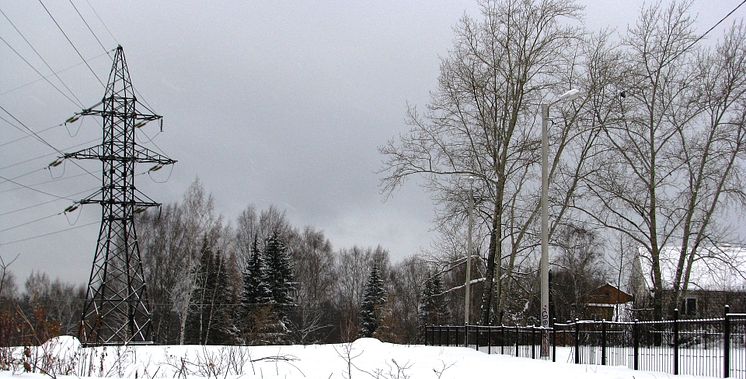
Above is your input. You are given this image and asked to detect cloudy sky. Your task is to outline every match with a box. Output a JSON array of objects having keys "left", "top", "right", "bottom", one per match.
[{"left": 0, "top": 1, "right": 742, "bottom": 286}]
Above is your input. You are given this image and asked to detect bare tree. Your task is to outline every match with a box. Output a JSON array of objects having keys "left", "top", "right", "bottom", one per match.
[
  {"left": 578, "top": 3, "right": 746, "bottom": 319},
  {"left": 289, "top": 226, "right": 335, "bottom": 343},
  {"left": 138, "top": 177, "right": 223, "bottom": 343},
  {"left": 0, "top": 255, "right": 17, "bottom": 299},
  {"left": 379, "top": 0, "right": 588, "bottom": 324},
  {"left": 551, "top": 223, "right": 606, "bottom": 321}
]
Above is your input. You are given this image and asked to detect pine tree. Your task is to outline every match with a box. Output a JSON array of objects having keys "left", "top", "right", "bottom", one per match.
[{"left": 359, "top": 265, "right": 386, "bottom": 338}]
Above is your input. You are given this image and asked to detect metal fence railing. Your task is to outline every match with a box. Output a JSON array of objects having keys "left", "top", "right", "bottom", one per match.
[{"left": 425, "top": 306, "right": 746, "bottom": 378}]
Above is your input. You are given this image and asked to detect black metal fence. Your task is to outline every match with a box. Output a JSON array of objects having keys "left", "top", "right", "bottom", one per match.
[{"left": 425, "top": 308, "right": 746, "bottom": 378}]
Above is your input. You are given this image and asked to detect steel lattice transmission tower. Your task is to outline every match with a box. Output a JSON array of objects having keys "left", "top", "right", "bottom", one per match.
[{"left": 63, "top": 46, "right": 175, "bottom": 345}]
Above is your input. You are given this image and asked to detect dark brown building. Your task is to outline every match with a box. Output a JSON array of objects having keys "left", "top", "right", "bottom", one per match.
[{"left": 579, "top": 283, "right": 634, "bottom": 321}]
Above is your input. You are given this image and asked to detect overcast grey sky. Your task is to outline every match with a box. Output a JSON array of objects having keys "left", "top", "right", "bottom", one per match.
[{"left": 1, "top": 1, "right": 742, "bottom": 286}]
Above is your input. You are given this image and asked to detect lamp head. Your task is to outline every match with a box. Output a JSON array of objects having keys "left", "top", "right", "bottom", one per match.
[{"left": 558, "top": 88, "right": 581, "bottom": 102}]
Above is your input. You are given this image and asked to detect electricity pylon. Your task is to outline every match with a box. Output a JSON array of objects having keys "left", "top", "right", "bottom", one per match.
[{"left": 62, "top": 45, "right": 175, "bottom": 345}]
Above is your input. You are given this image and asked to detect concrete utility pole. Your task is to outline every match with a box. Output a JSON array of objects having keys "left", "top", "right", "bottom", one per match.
[{"left": 540, "top": 88, "right": 580, "bottom": 357}]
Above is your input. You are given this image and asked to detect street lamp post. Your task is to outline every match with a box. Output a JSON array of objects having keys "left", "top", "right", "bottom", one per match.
[{"left": 540, "top": 88, "right": 580, "bottom": 357}]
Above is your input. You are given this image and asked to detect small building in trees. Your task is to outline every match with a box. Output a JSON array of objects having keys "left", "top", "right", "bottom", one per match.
[
  {"left": 630, "top": 244, "right": 746, "bottom": 320},
  {"left": 578, "top": 283, "right": 633, "bottom": 321}
]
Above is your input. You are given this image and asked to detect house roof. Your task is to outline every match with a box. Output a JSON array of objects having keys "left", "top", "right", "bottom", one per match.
[
  {"left": 582, "top": 283, "right": 633, "bottom": 304},
  {"left": 637, "top": 244, "right": 746, "bottom": 292}
]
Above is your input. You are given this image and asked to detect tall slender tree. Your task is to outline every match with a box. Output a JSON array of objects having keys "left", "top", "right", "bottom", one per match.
[{"left": 359, "top": 265, "right": 386, "bottom": 338}]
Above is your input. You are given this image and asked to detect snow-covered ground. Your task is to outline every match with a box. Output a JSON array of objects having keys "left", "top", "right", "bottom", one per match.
[{"left": 0, "top": 336, "right": 717, "bottom": 379}]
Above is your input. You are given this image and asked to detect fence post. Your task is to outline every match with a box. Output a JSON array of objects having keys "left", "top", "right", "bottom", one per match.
[
  {"left": 724, "top": 305, "right": 731, "bottom": 378},
  {"left": 574, "top": 318, "right": 580, "bottom": 364},
  {"left": 501, "top": 325, "right": 505, "bottom": 355},
  {"left": 601, "top": 319, "right": 607, "bottom": 366},
  {"left": 487, "top": 326, "right": 492, "bottom": 354},
  {"left": 475, "top": 326, "right": 480, "bottom": 351},
  {"left": 673, "top": 308, "right": 679, "bottom": 375},
  {"left": 531, "top": 326, "right": 536, "bottom": 359},
  {"left": 633, "top": 319, "right": 639, "bottom": 371},
  {"left": 515, "top": 326, "right": 519, "bottom": 357},
  {"left": 464, "top": 324, "right": 469, "bottom": 348},
  {"left": 552, "top": 318, "right": 557, "bottom": 363}
]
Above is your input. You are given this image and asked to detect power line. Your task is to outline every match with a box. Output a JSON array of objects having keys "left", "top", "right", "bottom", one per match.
[
  {"left": 67, "top": 0, "right": 111, "bottom": 58},
  {"left": 0, "top": 172, "right": 93, "bottom": 195},
  {"left": 37, "top": 0, "right": 106, "bottom": 88},
  {"left": 0, "top": 105, "right": 65, "bottom": 155},
  {"left": 686, "top": 0, "right": 746, "bottom": 53},
  {"left": 625, "top": 0, "right": 746, "bottom": 95},
  {"left": 0, "top": 136, "right": 99, "bottom": 171},
  {"left": 84, "top": 0, "right": 117, "bottom": 45},
  {"left": 0, "top": 7, "right": 87, "bottom": 107},
  {"left": 0, "top": 122, "right": 61, "bottom": 148},
  {"left": 0, "top": 220, "right": 98, "bottom": 247},
  {"left": 0, "top": 172, "right": 95, "bottom": 193},
  {"left": 0, "top": 187, "right": 95, "bottom": 217},
  {"left": 0, "top": 168, "right": 46, "bottom": 187},
  {"left": 0, "top": 173, "right": 76, "bottom": 201},
  {"left": 0, "top": 212, "right": 65, "bottom": 234},
  {"left": 0, "top": 105, "right": 98, "bottom": 180},
  {"left": 0, "top": 34, "right": 81, "bottom": 107},
  {"left": 0, "top": 50, "right": 110, "bottom": 97}
]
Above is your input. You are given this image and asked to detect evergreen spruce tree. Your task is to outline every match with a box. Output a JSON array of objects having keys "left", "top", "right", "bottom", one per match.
[
  {"left": 259, "top": 230, "right": 295, "bottom": 343},
  {"left": 418, "top": 273, "right": 449, "bottom": 342},
  {"left": 240, "top": 236, "right": 274, "bottom": 343},
  {"left": 359, "top": 265, "right": 386, "bottom": 338},
  {"left": 264, "top": 231, "right": 295, "bottom": 309},
  {"left": 242, "top": 236, "right": 272, "bottom": 308}
]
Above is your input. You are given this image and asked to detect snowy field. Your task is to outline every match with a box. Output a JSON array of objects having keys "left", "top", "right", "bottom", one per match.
[{"left": 0, "top": 336, "right": 720, "bottom": 379}]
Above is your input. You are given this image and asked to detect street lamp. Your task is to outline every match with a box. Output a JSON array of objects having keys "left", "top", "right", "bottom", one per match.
[{"left": 540, "top": 88, "right": 580, "bottom": 356}]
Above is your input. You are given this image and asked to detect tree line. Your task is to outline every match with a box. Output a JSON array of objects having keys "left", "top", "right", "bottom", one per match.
[{"left": 0, "top": 179, "right": 457, "bottom": 346}]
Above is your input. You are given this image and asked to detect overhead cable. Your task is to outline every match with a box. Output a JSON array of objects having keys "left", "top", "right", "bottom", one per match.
[
  {"left": 0, "top": 220, "right": 98, "bottom": 247},
  {"left": 37, "top": 0, "right": 106, "bottom": 88},
  {"left": 0, "top": 105, "right": 98, "bottom": 180},
  {"left": 0, "top": 34, "right": 81, "bottom": 107},
  {"left": 67, "top": 0, "right": 111, "bottom": 58}
]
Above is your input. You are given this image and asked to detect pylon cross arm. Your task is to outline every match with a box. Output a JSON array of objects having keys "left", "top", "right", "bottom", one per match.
[{"left": 62, "top": 144, "right": 176, "bottom": 165}]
